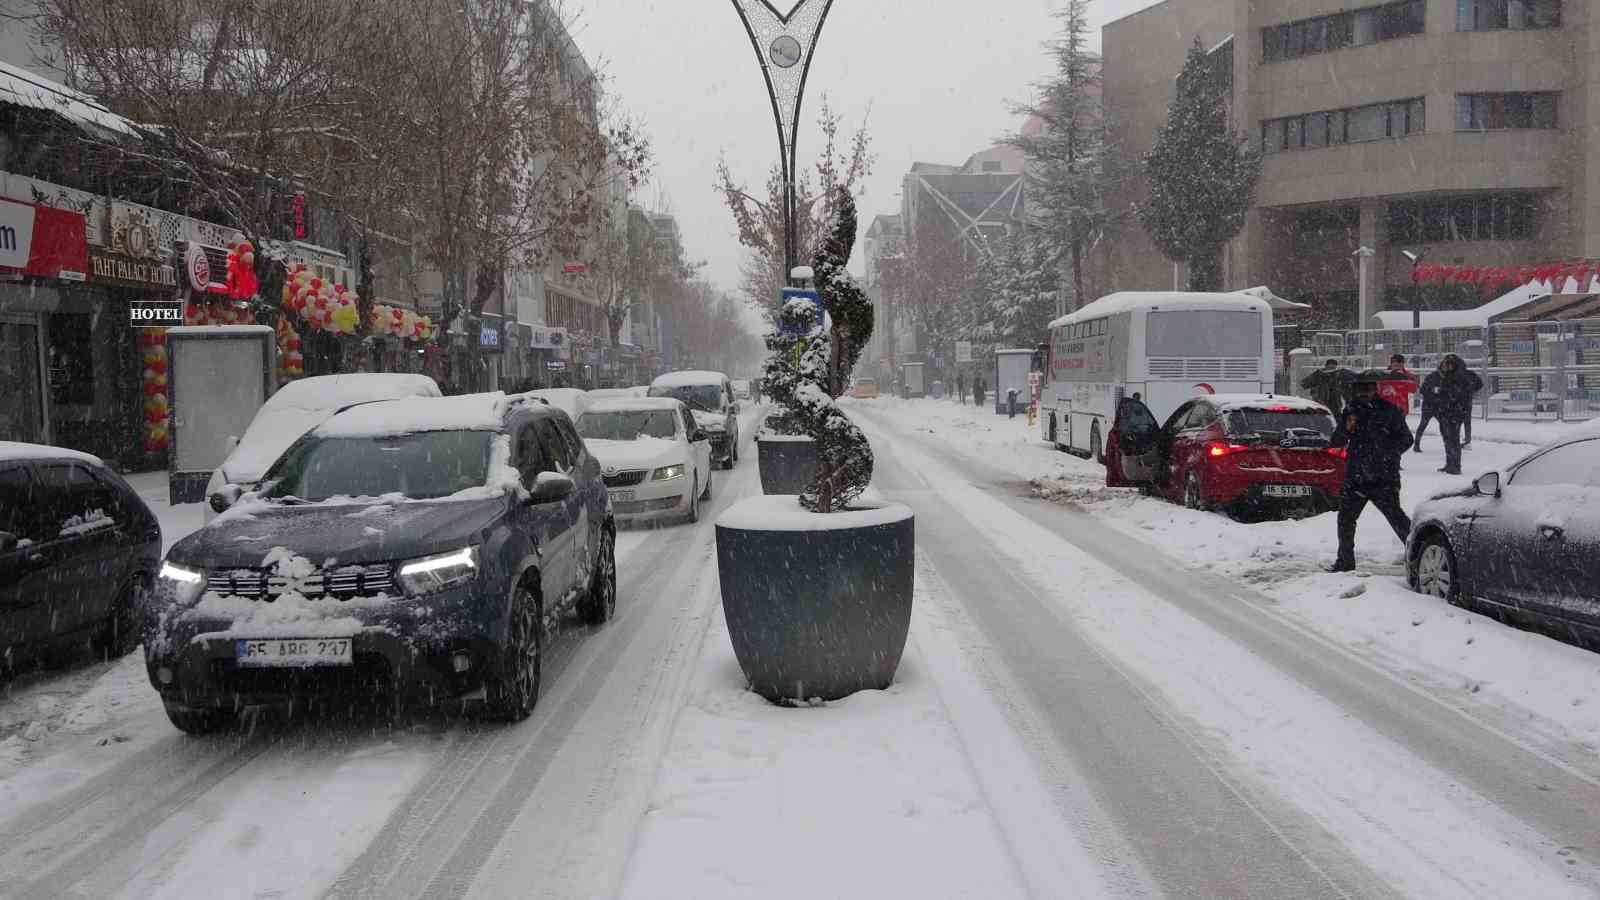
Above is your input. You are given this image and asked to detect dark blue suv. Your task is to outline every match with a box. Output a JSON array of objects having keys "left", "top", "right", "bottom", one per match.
[{"left": 143, "top": 393, "right": 616, "bottom": 733}]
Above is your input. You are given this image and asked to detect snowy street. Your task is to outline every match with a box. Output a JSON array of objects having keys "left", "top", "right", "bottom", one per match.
[{"left": 1, "top": 401, "right": 1597, "bottom": 898}]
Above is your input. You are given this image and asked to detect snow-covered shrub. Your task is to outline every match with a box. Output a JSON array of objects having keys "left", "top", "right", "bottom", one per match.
[{"left": 760, "top": 188, "right": 875, "bottom": 513}]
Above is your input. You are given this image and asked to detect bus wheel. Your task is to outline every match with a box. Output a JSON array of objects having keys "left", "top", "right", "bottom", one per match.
[{"left": 1089, "top": 423, "right": 1104, "bottom": 465}]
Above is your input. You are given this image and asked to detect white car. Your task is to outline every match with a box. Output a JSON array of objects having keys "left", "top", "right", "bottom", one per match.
[
  {"left": 732, "top": 379, "right": 751, "bottom": 401},
  {"left": 575, "top": 398, "right": 713, "bottom": 524},
  {"left": 648, "top": 370, "right": 741, "bottom": 469},
  {"left": 203, "top": 373, "right": 440, "bottom": 521}
]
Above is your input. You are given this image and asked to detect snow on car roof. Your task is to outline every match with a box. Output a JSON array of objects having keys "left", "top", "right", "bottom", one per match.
[
  {"left": 1204, "top": 394, "right": 1329, "bottom": 412},
  {"left": 315, "top": 392, "right": 512, "bottom": 437},
  {"left": 1048, "top": 291, "right": 1269, "bottom": 329},
  {"left": 0, "top": 441, "right": 103, "bottom": 465},
  {"left": 584, "top": 397, "right": 685, "bottom": 413},
  {"left": 267, "top": 373, "right": 440, "bottom": 408},
  {"left": 651, "top": 370, "right": 727, "bottom": 387}
]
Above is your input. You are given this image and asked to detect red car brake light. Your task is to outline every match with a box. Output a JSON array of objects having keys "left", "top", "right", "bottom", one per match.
[
  {"left": 1206, "top": 441, "right": 1249, "bottom": 457},
  {"left": 1326, "top": 447, "right": 1348, "bottom": 459}
]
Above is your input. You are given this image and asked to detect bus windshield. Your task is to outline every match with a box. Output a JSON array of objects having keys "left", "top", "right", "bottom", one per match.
[{"left": 1146, "top": 310, "right": 1262, "bottom": 357}]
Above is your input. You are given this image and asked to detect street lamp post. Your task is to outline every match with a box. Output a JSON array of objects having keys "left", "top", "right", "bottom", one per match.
[
  {"left": 728, "top": 0, "right": 836, "bottom": 286},
  {"left": 1402, "top": 247, "right": 1428, "bottom": 329}
]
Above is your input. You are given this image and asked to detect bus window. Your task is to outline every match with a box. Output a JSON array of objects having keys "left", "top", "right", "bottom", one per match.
[{"left": 1146, "top": 310, "right": 1262, "bottom": 357}]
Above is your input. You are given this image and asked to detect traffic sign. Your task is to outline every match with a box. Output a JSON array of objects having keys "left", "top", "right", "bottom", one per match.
[{"left": 955, "top": 341, "right": 972, "bottom": 363}]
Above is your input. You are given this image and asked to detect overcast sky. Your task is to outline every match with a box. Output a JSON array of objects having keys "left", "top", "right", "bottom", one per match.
[{"left": 571, "top": 0, "right": 1163, "bottom": 325}]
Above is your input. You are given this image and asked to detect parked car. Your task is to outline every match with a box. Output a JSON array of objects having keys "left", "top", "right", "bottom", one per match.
[
  {"left": 732, "top": 379, "right": 752, "bottom": 401},
  {"left": 145, "top": 392, "right": 616, "bottom": 733},
  {"left": 648, "top": 371, "right": 741, "bottom": 469},
  {"left": 585, "top": 388, "right": 634, "bottom": 403},
  {"left": 525, "top": 388, "right": 590, "bottom": 422},
  {"left": 1, "top": 442, "right": 161, "bottom": 670},
  {"left": 577, "top": 399, "right": 713, "bottom": 524},
  {"left": 1407, "top": 431, "right": 1600, "bottom": 647},
  {"left": 1105, "top": 394, "right": 1344, "bottom": 517},
  {"left": 204, "top": 373, "right": 440, "bottom": 522},
  {"left": 850, "top": 378, "right": 880, "bottom": 399}
]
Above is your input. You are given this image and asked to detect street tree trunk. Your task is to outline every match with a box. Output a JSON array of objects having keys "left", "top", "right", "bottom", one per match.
[{"left": 1186, "top": 247, "right": 1223, "bottom": 292}]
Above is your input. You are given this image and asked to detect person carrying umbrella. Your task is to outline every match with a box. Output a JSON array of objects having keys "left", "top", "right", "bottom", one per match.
[
  {"left": 1329, "top": 369, "right": 1415, "bottom": 572},
  {"left": 1300, "top": 358, "right": 1347, "bottom": 417}
]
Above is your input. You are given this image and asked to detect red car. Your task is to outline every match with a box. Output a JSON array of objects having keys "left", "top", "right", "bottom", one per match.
[{"left": 1105, "top": 394, "right": 1345, "bottom": 516}]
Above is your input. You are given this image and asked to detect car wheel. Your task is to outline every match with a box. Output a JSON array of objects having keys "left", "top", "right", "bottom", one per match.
[
  {"left": 1183, "top": 470, "right": 1208, "bottom": 511},
  {"left": 1414, "top": 532, "right": 1460, "bottom": 606},
  {"left": 164, "top": 702, "right": 236, "bottom": 736},
  {"left": 731, "top": 432, "right": 739, "bottom": 464},
  {"left": 687, "top": 478, "right": 701, "bottom": 523},
  {"left": 579, "top": 526, "right": 617, "bottom": 625},
  {"left": 1090, "top": 423, "right": 1103, "bottom": 465},
  {"left": 484, "top": 579, "right": 543, "bottom": 721},
  {"left": 94, "top": 573, "right": 147, "bottom": 660}
]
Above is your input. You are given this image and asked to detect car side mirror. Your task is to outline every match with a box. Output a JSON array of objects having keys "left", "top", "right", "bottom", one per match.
[
  {"left": 209, "top": 483, "right": 243, "bottom": 513},
  {"left": 529, "top": 471, "right": 575, "bottom": 503},
  {"left": 0, "top": 531, "right": 16, "bottom": 552},
  {"left": 692, "top": 429, "right": 709, "bottom": 443},
  {"left": 1474, "top": 471, "right": 1501, "bottom": 498}
]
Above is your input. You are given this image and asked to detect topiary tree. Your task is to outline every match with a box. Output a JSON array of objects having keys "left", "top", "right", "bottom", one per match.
[{"left": 761, "top": 187, "right": 875, "bottom": 513}]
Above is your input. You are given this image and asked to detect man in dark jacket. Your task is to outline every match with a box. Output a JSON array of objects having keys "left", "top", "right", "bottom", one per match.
[
  {"left": 1425, "top": 353, "right": 1483, "bottom": 475},
  {"left": 1299, "top": 359, "right": 1347, "bottom": 417},
  {"left": 1413, "top": 359, "right": 1440, "bottom": 453},
  {"left": 1329, "top": 372, "right": 1414, "bottom": 572}
]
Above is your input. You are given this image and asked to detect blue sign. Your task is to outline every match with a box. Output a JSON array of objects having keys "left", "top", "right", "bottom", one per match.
[
  {"left": 1508, "top": 341, "right": 1535, "bottom": 354},
  {"left": 778, "top": 287, "right": 823, "bottom": 336},
  {"left": 479, "top": 322, "right": 502, "bottom": 351}
]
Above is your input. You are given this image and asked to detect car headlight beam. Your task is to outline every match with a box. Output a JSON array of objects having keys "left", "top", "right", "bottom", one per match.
[
  {"left": 158, "top": 561, "right": 207, "bottom": 605},
  {"left": 651, "top": 464, "right": 685, "bottom": 481},
  {"left": 396, "top": 546, "right": 478, "bottom": 596}
]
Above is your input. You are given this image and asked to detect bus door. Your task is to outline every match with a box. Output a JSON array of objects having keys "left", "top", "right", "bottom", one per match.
[{"left": 1105, "top": 397, "right": 1162, "bottom": 487}]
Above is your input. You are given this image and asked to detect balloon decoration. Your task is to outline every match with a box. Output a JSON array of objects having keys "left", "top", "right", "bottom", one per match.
[
  {"left": 183, "top": 299, "right": 257, "bottom": 326},
  {"left": 276, "top": 315, "right": 304, "bottom": 380},
  {"left": 369, "top": 303, "right": 435, "bottom": 342},
  {"left": 281, "top": 263, "right": 362, "bottom": 336},
  {"left": 139, "top": 327, "right": 170, "bottom": 452},
  {"left": 225, "top": 240, "right": 259, "bottom": 300}
]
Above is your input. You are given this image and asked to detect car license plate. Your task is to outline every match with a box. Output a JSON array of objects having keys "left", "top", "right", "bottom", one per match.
[
  {"left": 235, "top": 638, "right": 353, "bottom": 667},
  {"left": 1263, "top": 484, "right": 1313, "bottom": 498},
  {"left": 610, "top": 490, "right": 635, "bottom": 503}
]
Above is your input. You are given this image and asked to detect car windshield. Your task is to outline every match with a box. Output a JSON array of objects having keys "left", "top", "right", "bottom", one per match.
[
  {"left": 577, "top": 410, "right": 677, "bottom": 441},
  {"left": 1226, "top": 410, "right": 1334, "bottom": 437},
  {"left": 259, "top": 431, "right": 493, "bottom": 501},
  {"left": 649, "top": 384, "right": 723, "bottom": 413}
]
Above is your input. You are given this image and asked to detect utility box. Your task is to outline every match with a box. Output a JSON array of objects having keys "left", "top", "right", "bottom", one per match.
[
  {"left": 167, "top": 325, "right": 277, "bottom": 505},
  {"left": 900, "top": 362, "right": 925, "bottom": 398},
  {"left": 993, "top": 348, "right": 1034, "bottom": 414}
]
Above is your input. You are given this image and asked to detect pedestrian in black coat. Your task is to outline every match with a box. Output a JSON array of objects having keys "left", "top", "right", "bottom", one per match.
[
  {"left": 1413, "top": 360, "right": 1440, "bottom": 453},
  {"left": 1424, "top": 353, "right": 1483, "bottom": 475},
  {"left": 956, "top": 372, "right": 967, "bottom": 404},
  {"left": 973, "top": 377, "right": 986, "bottom": 409},
  {"left": 1299, "top": 359, "right": 1348, "bottom": 417},
  {"left": 1329, "top": 375, "right": 1414, "bottom": 572}
]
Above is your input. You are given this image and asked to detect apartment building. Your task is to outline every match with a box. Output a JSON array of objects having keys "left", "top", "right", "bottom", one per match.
[{"left": 1100, "top": 0, "right": 1597, "bottom": 325}]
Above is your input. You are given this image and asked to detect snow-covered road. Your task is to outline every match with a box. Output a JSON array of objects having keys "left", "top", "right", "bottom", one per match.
[{"left": 1, "top": 400, "right": 1597, "bottom": 899}]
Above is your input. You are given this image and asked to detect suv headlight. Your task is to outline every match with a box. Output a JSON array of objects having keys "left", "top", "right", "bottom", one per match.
[
  {"left": 395, "top": 546, "right": 478, "bottom": 596},
  {"left": 651, "top": 464, "right": 685, "bottom": 481},
  {"left": 158, "top": 561, "right": 206, "bottom": 606}
]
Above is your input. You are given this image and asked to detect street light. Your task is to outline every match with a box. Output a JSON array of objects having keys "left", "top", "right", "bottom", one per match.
[
  {"left": 728, "top": 0, "right": 836, "bottom": 287},
  {"left": 1402, "top": 247, "right": 1427, "bottom": 329}
]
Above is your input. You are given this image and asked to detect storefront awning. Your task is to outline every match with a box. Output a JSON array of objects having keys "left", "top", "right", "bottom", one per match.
[
  {"left": 0, "top": 59, "right": 142, "bottom": 140},
  {"left": 0, "top": 198, "right": 88, "bottom": 281}
]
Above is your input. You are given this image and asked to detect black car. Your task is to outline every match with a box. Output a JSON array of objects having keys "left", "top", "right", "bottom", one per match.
[
  {"left": 144, "top": 393, "right": 617, "bottom": 733},
  {"left": 1407, "top": 431, "right": 1600, "bottom": 647},
  {"left": 0, "top": 443, "right": 161, "bottom": 671}
]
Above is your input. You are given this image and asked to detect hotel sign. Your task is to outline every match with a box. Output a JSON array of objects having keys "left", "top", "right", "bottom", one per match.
[{"left": 91, "top": 250, "right": 178, "bottom": 289}]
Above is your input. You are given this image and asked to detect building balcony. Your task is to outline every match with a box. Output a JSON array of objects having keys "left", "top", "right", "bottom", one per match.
[{"left": 1256, "top": 129, "right": 1566, "bottom": 208}]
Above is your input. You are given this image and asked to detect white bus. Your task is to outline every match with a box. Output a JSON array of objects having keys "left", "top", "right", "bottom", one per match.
[{"left": 1038, "top": 291, "right": 1275, "bottom": 461}]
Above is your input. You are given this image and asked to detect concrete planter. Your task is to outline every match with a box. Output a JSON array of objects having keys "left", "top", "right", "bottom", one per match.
[
  {"left": 756, "top": 434, "right": 818, "bottom": 495},
  {"left": 715, "top": 496, "right": 914, "bottom": 703}
]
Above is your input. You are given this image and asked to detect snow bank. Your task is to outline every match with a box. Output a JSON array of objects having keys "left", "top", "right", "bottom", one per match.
[
  {"left": 716, "top": 494, "right": 912, "bottom": 532},
  {"left": 315, "top": 392, "right": 509, "bottom": 437}
]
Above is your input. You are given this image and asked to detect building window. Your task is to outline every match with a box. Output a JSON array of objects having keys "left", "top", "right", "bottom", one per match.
[
  {"left": 1262, "top": 1, "right": 1424, "bottom": 63},
  {"left": 1387, "top": 194, "right": 1539, "bottom": 244},
  {"left": 1455, "top": 92, "right": 1558, "bottom": 130},
  {"left": 1261, "top": 98, "right": 1424, "bottom": 153},
  {"left": 1456, "top": 0, "right": 1561, "bottom": 31}
]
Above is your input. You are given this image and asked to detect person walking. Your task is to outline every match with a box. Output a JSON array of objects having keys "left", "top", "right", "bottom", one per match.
[
  {"left": 1299, "top": 358, "right": 1347, "bottom": 417},
  {"left": 973, "top": 377, "right": 986, "bottom": 409},
  {"left": 1413, "top": 359, "right": 1441, "bottom": 453},
  {"left": 1375, "top": 353, "right": 1418, "bottom": 418},
  {"left": 956, "top": 371, "right": 967, "bottom": 405},
  {"left": 1329, "top": 371, "right": 1415, "bottom": 572},
  {"left": 1427, "top": 353, "right": 1483, "bottom": 475}
]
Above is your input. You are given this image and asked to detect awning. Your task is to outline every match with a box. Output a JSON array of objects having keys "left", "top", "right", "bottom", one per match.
[
  {"left": 0, "top": 198, "right": 88, "bottom": 282},
  {"left": 1235, "top": 285, "right": 1310, "bottom": 310},
  {"left": 0, "top": 58, "right": 141, "bottom": 140}
]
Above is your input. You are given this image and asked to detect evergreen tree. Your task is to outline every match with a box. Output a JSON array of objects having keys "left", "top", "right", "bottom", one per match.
[
  {"left": 1138, "top": 38, "right": 1262, "bottom": 292},
  {"left": 1009, "top": 0, "right": 1122, "bottom": 310}
]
